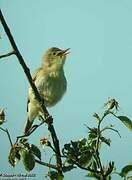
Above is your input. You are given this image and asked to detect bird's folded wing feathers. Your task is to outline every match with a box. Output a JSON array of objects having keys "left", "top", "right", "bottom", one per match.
[
  {"left": 27, "top": 67, "right": 43, "bottom": 112},
  {"left": 32, "top": 67, "right": 43, "bottom": 81}
]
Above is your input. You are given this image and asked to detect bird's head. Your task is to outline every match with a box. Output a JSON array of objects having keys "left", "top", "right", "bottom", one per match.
[{"left": 42, "top": 47, "right": 70, "bottom": 70}]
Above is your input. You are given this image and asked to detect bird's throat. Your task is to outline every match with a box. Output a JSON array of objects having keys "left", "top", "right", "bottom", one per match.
[{"left": 49, "top": 68, "right": 64, "bottom": 78}]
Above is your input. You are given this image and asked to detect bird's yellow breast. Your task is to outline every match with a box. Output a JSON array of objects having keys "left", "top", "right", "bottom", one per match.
[{"left": 42, "top": 73, "right": 67, "bottom": 107}]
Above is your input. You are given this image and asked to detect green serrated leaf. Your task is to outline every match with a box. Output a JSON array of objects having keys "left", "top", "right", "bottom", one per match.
[
  {"left": 79, "top": 138, "right": 87, "bottom": 145},
  {"left": 117, "top": 116, "right": 132, "bottom": 131},
  {"left": 64, "top": 143, "right": 71, "bottom": 150},
  {"left": 71, "top": 141, "right": 78, "bottom": 151},
  {"left": 78, "top": 150, "right": 92, "bottom": 167},
  {"left": 71, "top": 141, "right": 79, "bottom": 156},
  {"left": 88, "top": 128, "right": 98, "bottom": 140},
  {"left": 100, "top": 136, "right": 111, "bottom": 146},
  {"left": 105, "top": 161, "right": 115, "bottom": 176},
  {"left": 120, "top": 165, "right": 132, "bottom": 177},
  {"left": 21, "top": 149, "right": 35, "bottom": 171},
  {"left": 30, "top": 144, "right": 41, "bottom": 160}
]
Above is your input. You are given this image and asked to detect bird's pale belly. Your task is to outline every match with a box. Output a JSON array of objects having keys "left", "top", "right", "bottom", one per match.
[{"left": 41, "top": 76, "right": 67, "bottom": 107}]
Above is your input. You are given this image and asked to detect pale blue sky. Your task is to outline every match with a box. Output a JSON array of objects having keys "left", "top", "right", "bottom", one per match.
[{"left": 0, "top": 1, "right": 132, "bottom": 179}]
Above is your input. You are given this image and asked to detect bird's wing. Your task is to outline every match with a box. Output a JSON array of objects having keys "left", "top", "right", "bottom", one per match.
[
  {"left": 27, "top": 67, "right": 43, "bottom": 112},
  {"left": 32, "top": 67, "right": 43, "bottom": 81}
]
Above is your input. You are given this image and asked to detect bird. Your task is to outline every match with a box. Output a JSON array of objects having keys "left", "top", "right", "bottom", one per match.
[{"left": 24, "top": 47, "right": 70, "bottom": 134}]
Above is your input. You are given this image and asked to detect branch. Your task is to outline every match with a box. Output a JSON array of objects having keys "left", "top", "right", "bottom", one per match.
[
  {"left": 0, "top": 51, "right": 15, "bottom": 59},
  {"left": 35, "top": 159, "right": 57, "bottom": 170},
  {"left": 0, "top": 127, "right": 13, "bottom": 146},
  {"left": 16, "top": 121, "right": 44, "bottom": 143},
  {"left": 61, "top": 154, "right": 100, "bottom": 173},
  {"left": 74, "top": 161, "right": 100, "bottom": 173},
  {"left": 48, "top": 119, "right": 63, "bottom": 172},
  {"left": 0, "top": 9, "right": 63, "bottom": 175}
]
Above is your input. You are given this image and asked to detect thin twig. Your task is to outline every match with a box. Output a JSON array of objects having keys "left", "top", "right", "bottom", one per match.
[
  {"left": 74, "top": 161, "right": 100, "bottom": 173},
  {"left": 61, "top": 154, "right": 100, "bottom": 173},
  {"left": 48, "top": 119, "right": 63, "bottom": 173},
  {"left": 48, "top": 154, "right": 56, "bottom": 171},
  {"left": 16, "top": 121, "right": 44, "bottom": 143},
  {"left": 0, "top": 127, "right": 13, "bottom": 146},
  {"left": 0, "top": 51, "right": 15, "bottom": 59},
  {"left": 35, "top": 159, "right": 57, "bottom": 170}
]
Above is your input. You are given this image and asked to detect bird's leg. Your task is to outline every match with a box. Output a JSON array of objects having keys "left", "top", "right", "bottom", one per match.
[
  {"left": 41, "top": 112, "right": 52, "bottom": 125},
  {"left": 45, "top": 115, "right": 53, "bottom": 125},
  {"left": 39, "top": 114, "right": 53, "bottom": 125}
]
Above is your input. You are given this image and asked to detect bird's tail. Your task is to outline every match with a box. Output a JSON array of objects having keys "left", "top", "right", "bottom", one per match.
[{"left": 24, "top": 118, "right": 33, "bottom": 135}]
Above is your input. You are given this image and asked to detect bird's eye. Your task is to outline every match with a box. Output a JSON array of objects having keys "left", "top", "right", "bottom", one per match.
[{"left": 53, "top": 52, "right": 56, "bottom": 55}]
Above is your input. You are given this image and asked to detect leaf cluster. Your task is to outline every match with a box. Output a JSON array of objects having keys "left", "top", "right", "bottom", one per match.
[{"left": 8, "top": 138, "right": 41, "bottom": 171}]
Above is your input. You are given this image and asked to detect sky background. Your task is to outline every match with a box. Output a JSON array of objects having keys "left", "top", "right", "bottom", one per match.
[{"left": 0, "top": 0, "right": 132, "bottom": 180}]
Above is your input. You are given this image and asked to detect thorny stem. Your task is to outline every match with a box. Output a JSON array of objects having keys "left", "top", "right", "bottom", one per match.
[
  {"left": 48, "top": 118, "right": 63, "bottom": 173},
  {"left": 0, "top": 9, "right": 63, "bottom": 175}
]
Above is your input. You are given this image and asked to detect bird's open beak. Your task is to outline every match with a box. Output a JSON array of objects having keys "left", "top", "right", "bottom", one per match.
[{"left": 62, "top": 48, "right": 70, "bottom": 55}]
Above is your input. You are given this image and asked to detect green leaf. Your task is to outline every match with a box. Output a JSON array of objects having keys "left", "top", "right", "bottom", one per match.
[
  {"left": 78, "top": 150, "right": 92, "bottom": 167},
  {"left": 78, "top": 138, "right": 87, "bottom": 146},
  {"left": 88, "top": 129, "right": 98, "bottom": 139},
  {"left": 71, "top": 141, "right": 78, "bottom": 151},
  {"left": 71, "top": 141, "right": 79, "bottom": 155},
  {"left": 117, "top": 116, "right": 132, "bottom": 131},
  {"left": 105, "top": 162, "right": 114, "bottom": 176},
  {"left": 8, "top": 147, "right": 17, "bottom": 167},
  {"left": 30, "top": 144, "right": 41, "bottom": 160},
  {"left": 15, "top": 150, "right": 21, "bottom": 160},
  {"left": 100, "top": 136, "right": 111, "bottom": 146},
  {"left": 120, "top": 165, "right": 132, "bottom": 177},
  {"left": 21, "top": 149, "right": 35, "bottom": 171},
  {"left": 8, "top": 146, "right": 21, "bottom": 167},
  {"left": 63, "top": 143, "right": 71, "bottom": 150}
]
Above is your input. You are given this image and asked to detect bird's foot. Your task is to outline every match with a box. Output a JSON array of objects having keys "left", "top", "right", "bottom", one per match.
[
  {"left": 38, "top": 115, "right": 53, "bottom": 124},
  {"left": 44, "top": 115, "right": 53, "bottom": 124}
]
